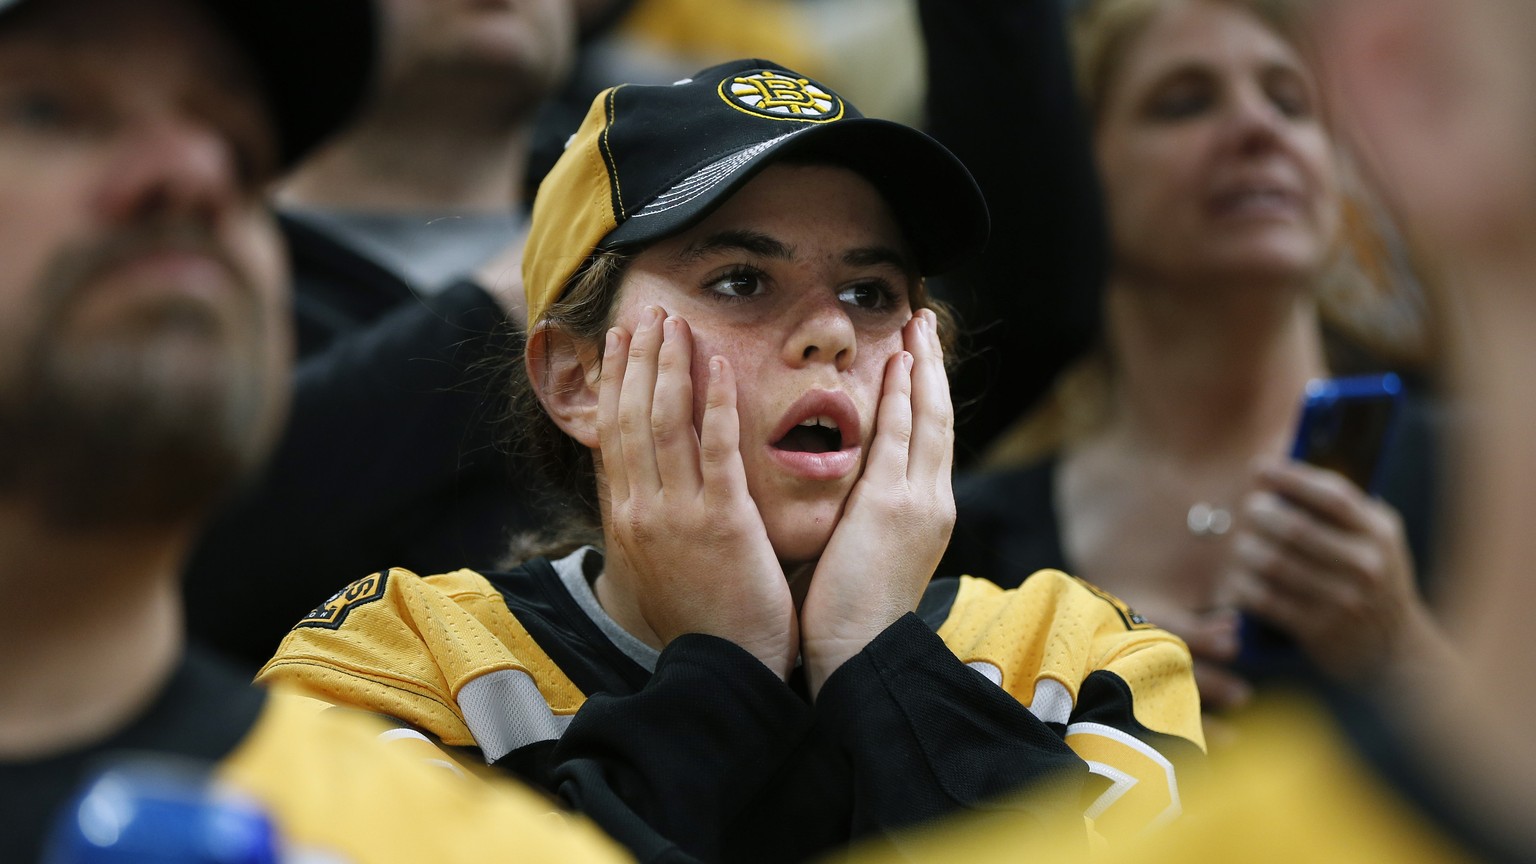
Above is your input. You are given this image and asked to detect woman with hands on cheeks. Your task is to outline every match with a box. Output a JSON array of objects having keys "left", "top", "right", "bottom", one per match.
[
  {"left": 596, "top": 240, "right": 950, "bottom": 695},
  {"left": 259, "top": 59, "right": 1205, "bottom": 863}
]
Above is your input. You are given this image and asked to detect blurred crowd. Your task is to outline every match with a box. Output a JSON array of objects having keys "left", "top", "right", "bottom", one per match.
[{"left": 2, "top": 0, "right": 1533, "bottom": 861}]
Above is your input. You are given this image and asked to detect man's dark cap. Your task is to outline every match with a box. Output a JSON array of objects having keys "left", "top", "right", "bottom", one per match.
[{"left": 0, "top": 0, "right": 378, "bottom": 168}]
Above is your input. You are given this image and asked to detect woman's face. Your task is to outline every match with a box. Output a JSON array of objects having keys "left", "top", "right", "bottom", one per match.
[
  {"left": 609, "top": 163, "right": 918, "bottom": 566},
  {"left": 1094, "top": 0, "right": 1341, "bottom": 286}
]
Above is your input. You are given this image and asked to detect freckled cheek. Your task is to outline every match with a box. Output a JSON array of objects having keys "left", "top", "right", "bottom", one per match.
[
  {"left": 831, "top": 335, "right": 903, "bottom": 440},
  {"left": 684, "top": 330, "right": 764, "bottom": 429},
  {"left": 870, "top": 327, "right": 907, "bottom": 360}
]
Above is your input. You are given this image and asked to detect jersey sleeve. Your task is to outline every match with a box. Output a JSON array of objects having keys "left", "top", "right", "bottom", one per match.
[
  {"left": 935, "top": 573, "right": 1206, "bottom": 840},
  {"left": 812, "top": 613, "right": 1094, "bottom": 855},
  {"left": 256, "top": 567, "right": 586, "bottom": 757},
  {"left": 533, "top": 634, "right": 814, "bottom": 864}
]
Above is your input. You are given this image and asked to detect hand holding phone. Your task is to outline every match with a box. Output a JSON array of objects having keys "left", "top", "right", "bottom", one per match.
[{"left": 1235, "top": 373, "right": 1406, "bottom": 679}]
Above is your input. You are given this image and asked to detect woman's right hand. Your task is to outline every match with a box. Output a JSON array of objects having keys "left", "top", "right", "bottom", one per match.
[
  {"left": 1226, "top": 459, "right": 1447, "bottom": 687},
  {"left": 598, "top": 307, "right": 798, "bottom": 680}
]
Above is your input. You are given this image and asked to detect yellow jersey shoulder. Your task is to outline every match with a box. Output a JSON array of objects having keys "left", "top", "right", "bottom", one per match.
[
  {"left": 220, "top": 687, "right": 631, "bottom": 863},
  {"left": 257, "top": 568, "right": 583, "bottom": 749}
]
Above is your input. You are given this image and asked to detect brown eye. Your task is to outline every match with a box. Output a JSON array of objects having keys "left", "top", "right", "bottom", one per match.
[
  {"left": 836, "top": 281, "right": 897, "bottom": 311},
  {"left": 704, "top": 269, "right": 766, "bottom": 300}
]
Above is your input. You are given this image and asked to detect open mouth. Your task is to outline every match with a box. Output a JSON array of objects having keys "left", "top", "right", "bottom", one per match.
[
  {"left": 767, "top": 391, "right": 862, "bottom": 480},
  {"left": 774, "top": 416, "right": 844, "bottom": 454}
]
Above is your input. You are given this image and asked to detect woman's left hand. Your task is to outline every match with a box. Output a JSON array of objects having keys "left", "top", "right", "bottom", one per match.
[
  {"left": 800, "top": 309, "right": 956, "bottom": 698},
  {"left": 1226, "top": 459, "right": 1443, "bottom": 684}
]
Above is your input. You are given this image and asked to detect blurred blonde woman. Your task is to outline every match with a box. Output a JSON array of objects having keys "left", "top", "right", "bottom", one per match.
[{"left": 942, "top": 0, "right": 1450, "bottom": 718}]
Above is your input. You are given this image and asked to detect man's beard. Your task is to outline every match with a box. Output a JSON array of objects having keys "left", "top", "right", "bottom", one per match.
[{"left": 0, "top": 223, "right": 286, "bottom": 530}]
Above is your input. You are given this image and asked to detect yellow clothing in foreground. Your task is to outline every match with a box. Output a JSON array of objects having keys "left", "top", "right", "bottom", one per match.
[
  {"left": 834, "top": 695, "right": 1479, "bottom": 864},
  {"left": 222, "top": 688, "right": 632, "bottom": 863},
  {"left": 261, "top": 550, "right": 1204, "bottom": 857}
]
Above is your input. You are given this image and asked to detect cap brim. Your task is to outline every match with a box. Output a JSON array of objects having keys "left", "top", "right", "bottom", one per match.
[
  {"left": 601, "top": 118, "right": 990, "bottom": 277},
  {"left": 0, "top": 0, "right": 376, "bottom": 169}
]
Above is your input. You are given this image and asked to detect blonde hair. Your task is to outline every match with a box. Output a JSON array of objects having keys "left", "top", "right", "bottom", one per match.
[
  {"left": 985, "top": 0, "right": 1431, "bottom": 468},
  {"left": 1072, "top": 0, "right": 1313, "bottom": 120}
]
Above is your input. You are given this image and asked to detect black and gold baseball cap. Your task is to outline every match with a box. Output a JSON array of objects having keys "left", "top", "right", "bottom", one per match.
[
  {"left": 0, "top": 0, "right": 377, "bottom": 169},
  {"left": 523, "top": 58, "right": 990, "bottom": 326}
]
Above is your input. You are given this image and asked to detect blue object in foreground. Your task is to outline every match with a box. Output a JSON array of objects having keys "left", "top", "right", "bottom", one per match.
[{"left": 43, "top": 758, "right": 280, "bottom": 864}]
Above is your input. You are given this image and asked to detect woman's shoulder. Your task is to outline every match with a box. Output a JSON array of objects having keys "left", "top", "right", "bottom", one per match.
[{"left": 255, "top": 559, "right": 586, "bottom": 751}]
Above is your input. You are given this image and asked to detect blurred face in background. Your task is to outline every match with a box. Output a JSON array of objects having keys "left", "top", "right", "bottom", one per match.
[
  {"left": 0, "top": 0, "right": 289, "bottom": 528},
  {"left": 1092, "top": 0, "right": 1341, "bottom": 287},
  {"left": 379, "top": 0, "right": 577, "bottom": 107}
]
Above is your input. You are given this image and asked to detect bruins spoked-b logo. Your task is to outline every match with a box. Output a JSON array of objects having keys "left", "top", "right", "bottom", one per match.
[{"left": 719, "top": 70, "right": 844, "bottom": 123}]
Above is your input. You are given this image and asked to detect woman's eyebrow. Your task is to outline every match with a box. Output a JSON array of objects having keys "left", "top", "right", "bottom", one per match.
[
  {"left": 844, "top": 245, "right": 913, "bottom": 271},
  {"left": 677, "top": 229, "right": 793, "bottom": 263},
  {"left": 675, "top": 231, "right": 912, "bottom": 271}
]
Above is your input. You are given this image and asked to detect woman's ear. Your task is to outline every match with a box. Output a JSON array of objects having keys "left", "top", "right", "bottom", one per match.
[{"left": 526, "top": 322, "right": 601, "bottom": 449}]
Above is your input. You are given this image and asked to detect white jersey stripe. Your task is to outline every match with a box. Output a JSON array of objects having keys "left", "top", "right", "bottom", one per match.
[{"left": 457, "top": 668, "right": 574, "bottom": 763}]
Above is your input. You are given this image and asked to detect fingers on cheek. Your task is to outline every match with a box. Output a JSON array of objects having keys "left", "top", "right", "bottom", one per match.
[
  {"left": 878, "top": 350, "right": 912, "bottom": 404},
  {"left": 705, "top": 356, "right": 727, "bottom": 408},
  {"left": 909, "top": 309, "right": 942, "bottom": 361},
  {"left": 699, "top": 358, "right": 738, "bottom": 462},
  {"left": 903, "top": 313, "right": 924, "bottom": 350},
  {"left": 598, "top": 329, "right": 627, "bottom": 405}
]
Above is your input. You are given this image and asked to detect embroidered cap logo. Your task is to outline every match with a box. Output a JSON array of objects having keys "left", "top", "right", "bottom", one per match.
[{"left": 719, "top": 70, "right": 844, "bottom": 122}]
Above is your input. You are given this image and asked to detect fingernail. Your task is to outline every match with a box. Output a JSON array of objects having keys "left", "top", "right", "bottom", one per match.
[
  {"left": 1246, "top": 493, "right": 1283, "bottom": 524},
  {"left": 605, "top": 328, "right": 619, "bottom": 357},
  {"left": 642, "top": 306, "right": 661, "bottom": 329},
  {"left": 663, "top": 316, "right": 677, "bottom": 340},
  {"left": 709, "top": 357, "right": 722, "bottom": 382},
  {"left": 902, "top": 351, "right": 914, "bottom": 371}
]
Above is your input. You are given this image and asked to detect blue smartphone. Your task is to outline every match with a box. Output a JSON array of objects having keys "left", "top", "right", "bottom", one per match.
[
  {"left": 1235, "top": 373, "right": 1406, "bottom": 678},
  {"left": 1287, "top": 373, "right": 1405, "bottom": 495}
]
